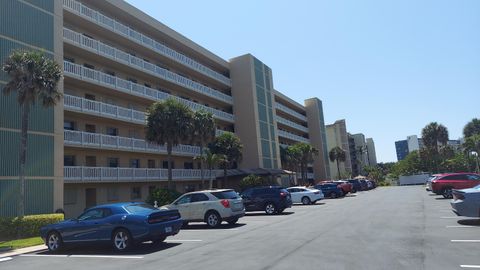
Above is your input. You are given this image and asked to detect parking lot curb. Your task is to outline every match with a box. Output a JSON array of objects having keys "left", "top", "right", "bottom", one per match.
[{"left": 0, "top": 245, "right": 46, "bottom": 258}]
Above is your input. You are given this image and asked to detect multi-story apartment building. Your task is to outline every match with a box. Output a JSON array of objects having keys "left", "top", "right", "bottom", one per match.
[
  {"left": 366, "top": 138, "right": 377, "bottom": 166},
  {"left": 0, "top": 0, "right": 330, "bottom": 217},
  {"left": 396, "top": 135, "right": 461, "bottom": 161},
  {"left": 348, "top": 133, "right": 378, "bottom": 175},
  {"left": 326, "top": 120, "right": 352, "bottom": 179},
  {"left": 395, "top": 140, "right": 409, "bottom": 161}
]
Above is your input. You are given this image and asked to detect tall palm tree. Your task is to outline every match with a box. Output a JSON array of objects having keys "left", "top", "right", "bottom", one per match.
[
  {"left": 464, "top": 118, "right": 480, "bottom": 138},
  {"left": 422, "top": 122, "right": 449, "bottom": 173},
  {"left": 146, "top": 99, "right": 193, "bottom": 190},
  {"left": 192, "top": 110, "right": 216, "bottom": 188},
  {"left": 202, "top": 149, "right": 223, "bottom": 189},
  {"left": 2, "top": 50, "right": 62, "bottom": 217},
  {"left": 210, "top": 132, "right": 243, "bottom": 188},
  {"left": 329, "top": 146, "right": 346, "bottom": 180},
  {"left": 293, "top": 143, "right": 318, "bottom": 184}
]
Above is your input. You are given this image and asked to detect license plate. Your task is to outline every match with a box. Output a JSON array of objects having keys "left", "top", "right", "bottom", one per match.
[{"left": 165, "top": 226, "right": 172, "bottom": 233}]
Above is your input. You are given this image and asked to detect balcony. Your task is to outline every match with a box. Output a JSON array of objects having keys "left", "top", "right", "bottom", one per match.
[
  {"left": 63, "top": 0, "right": 231, "bottom": 87},
  {"left": 64, "top": 130, "right": 201, "bottom": 157},
  {"left": 63, "top": 62, "right": 234, "bottom": 122},
  {"left": 275, "top": 103, "right": 307, "bottom": 122},
  {"left": 277, "top": 130, "right": 310, "bottom": 144},
  {"left": 63, "top": 28, "right": 232, "bottom": 104},
  {"left": 64, "top": 166, "right": 222, "bottom": 182},
  {"left": 275, "top": 116, "right": 309, "bottom": 133}
]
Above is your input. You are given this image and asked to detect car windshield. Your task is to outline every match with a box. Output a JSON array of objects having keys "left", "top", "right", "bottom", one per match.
[
  {"left": 124, "top": 203, "right": 156, "bottom": 213},
  {"left": 211, "top": 190, "right": 239, "bottom": 199}
]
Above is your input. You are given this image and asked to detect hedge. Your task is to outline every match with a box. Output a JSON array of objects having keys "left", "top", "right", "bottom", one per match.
[
  {"left": 146, "top": 188, "right": 183, "bottom": 207},
  {"left": 0, "top": 214, "right": 64, "bottom": 240}
]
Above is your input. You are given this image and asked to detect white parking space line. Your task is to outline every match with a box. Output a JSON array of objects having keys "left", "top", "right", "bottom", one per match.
[
  {"left": 446, "top": 225, "right": 477, "bottom": 228},
  {"left": 461, "top": 265, "right": 480, "bottom": 268},
  {"left": 0, "top": 257, "right": 12, "bottom": 262},
  {"left": 451, "top": 240, "right": 480, "bottom": 243},
  {"left": 20, "top": 254, "right": 143, "bottom": 259},
  {"left": 181, "top": 228, "right": 239, "bottom": 232},
  {"left": 164, "top": 239, "right": 203, "bottom": 242},
  {"left": 440, "top": 216, "right": 462, "bottom": 219},
  {"left": 20, "top": 254, "right": 68, "bottom": 258}
]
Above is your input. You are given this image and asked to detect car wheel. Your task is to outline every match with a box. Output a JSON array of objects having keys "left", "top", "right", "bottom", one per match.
[
  {"left": 227, "top": 218, "right": 238, "bottom": 225},
  {"left": 301, "top": 196, "right": 311, "bottom": 205},
  {"left": 182, "top": 221, "right": 189, "bottom": 228},
  {"left": 330, "top": 192, "right": 337, "bottom": 199},
  {"left": 112, "top": 228, "right": 132, "bottom": 252},
  {"left": 352, "top": 188, "right": 357, "bottom": 193},
  {"left": 205, "top": 211, "right": 221, "bottom": 228},
  {"left": 46, "top": 231, "right": 63, "bottom": 252},
  {"left": 442, "top": 188, "right": 453, "bottom": 199},
  {"left": 152, "top": 236, "right": 166, "bottom": 245},
  {"left": 264, "top": 202, "right": 277, "bottom": 215}
]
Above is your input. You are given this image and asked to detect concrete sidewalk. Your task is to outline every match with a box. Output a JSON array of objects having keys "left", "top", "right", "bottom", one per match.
[{"left": 0, "top": 245, "right": 46, "bottom": 258}]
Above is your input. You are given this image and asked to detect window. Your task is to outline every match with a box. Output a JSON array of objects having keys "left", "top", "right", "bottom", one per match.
[
  {"left": 107, "top": 187, "right": 119, "bottom": 201},
  {"left": 85, "top": 124, "right": 96, "bottom": 133},
  {"left": 131, "top": 187, "right": 142, "bottom": 200},
  {"left": 467, "top": 174, "right": 480, "bottom": 180},
  {"left": 148, "top": 160, "right": 156, "bottom": 168},
  {"left": 85, "top": 156, "right": 96, "bottom": 167},
  {"left": 85, "top": 94, "right": 95, "bottom": 101},
  {"left": 64, "top": 155, "right": 75, "bottom": 166},
  {"left": 64, "top": 188, "right": 77, "bottom": 205},
  {"left": 105, "top": 70, "right": 116, "bottom": 76},
  {"left": 175, "top": 195, "right": 192, "bottom": 205},
  {"left": 211, "top": 190, "right": 239, "bottom": 199},
  {"left": 78, "top": 209, "right": 103, "bottom": 221},
  {"left": 107, "top": 158, "right": 119, "bottom": 168},
  {"left": 130, "top": 159, "right": 140, "bottom": 168},
  {"left": 64, "top": 121, "right": 75, "bottom": 131},
  {"left": 163, "top": 161, "right": 174, "bottom": 169},
  {"left": 127, "top": 78, "right": 138, "bottom": 83},
  {"left": 184, "top": 162, "right": 194, "bottom": 169},
  {"left": 191, "top": 193, "right": 209, "bottom": 202},
  {"left": 106, "top": 127, "right": 118, "bottom": 136},
  {"left": 64, "top": 57, "right": 75, "bottom": 63},
  {"left": 144, "top": 83, "right": 151, "bottom": 88},
  {"left": 83, "top": 63, "right": 95, "bottom": 70}
]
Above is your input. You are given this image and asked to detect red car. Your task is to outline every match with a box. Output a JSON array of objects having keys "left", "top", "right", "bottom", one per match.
[
  {"left": 429, "top": 173, "right": 480, "bottom": 199},
  {"left": 320, "top": 180, "right": 353, "bottom": 194}
]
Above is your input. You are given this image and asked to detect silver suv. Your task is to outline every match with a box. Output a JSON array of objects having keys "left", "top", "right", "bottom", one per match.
[{"left": 162, "top": 189, "right": 245, "bottom": 228}]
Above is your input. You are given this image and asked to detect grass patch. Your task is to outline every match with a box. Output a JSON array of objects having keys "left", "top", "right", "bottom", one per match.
[{"left": 0, "top": 237, "right": 43, "bottom": 250}]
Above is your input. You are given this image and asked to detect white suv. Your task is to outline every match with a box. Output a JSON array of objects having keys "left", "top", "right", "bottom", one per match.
[{"left": 162, "top": 189, "right": 245, "bottom": 228}]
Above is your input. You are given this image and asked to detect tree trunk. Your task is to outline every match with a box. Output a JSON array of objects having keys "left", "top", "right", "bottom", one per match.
[
  {"left": 223, "top": 167, "right": 227, "bottom": 189},
  {"left": 336, "top": 159, "right": 341, "bottom": 180},
  {"left": 199, "top": 145, "right": 204, "bottom": 189},
  {"left": 209, "top": 167, "right": 214, "bottom": 189},
  {"left": 300, "top": 164, "right": 305, "bottom": 185},
  {"left": 167, "top": 143, "right": 173, "bottom": 190},
  {"left": 18, "top": 103, "right": 30, "bottom": 218}
]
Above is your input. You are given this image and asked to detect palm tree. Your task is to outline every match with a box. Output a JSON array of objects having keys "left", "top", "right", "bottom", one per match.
[
  {"left": 292, "top": 143, "right": 318, "bottom": 184},
  {"left": 2, "top": 50, "right": 62, "bottom": 217},
  {"left": 329, "top": 147, "right": 346, "bottom": 180},
  {"left": 421, "top": 122, "right": 449, "bottom": 173},
  {"left": 280, "top": 145, "right": 301, "bottom": 184},
  {"left": 146, "top": 99, "right": 193, "bottom": 190},
  {"left": 192, "top": 110, "right": 216, "bottom": 188},
  {"left": 464, "top": 118, "right": 480, "bottom": 138},
  {"left": 210, "top": 133, "right": 243, "bottom": 188},
  {"left": 202, "top": 149, "right": 223, "bottom": 189}
]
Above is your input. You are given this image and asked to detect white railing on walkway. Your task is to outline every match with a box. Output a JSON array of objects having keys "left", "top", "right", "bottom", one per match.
[
  {"left": 275, "top": 116, "right": 309, "bottom": 133},
  {"left": 64, "top": 166, "right": 222, "bottom": 182},
  {"left": 62, "top": 62, "right": 234, "bottom": 122},
  {"left": 63, "top": 0, "right": 231, "bottom": 86},
  {"left": 275, "top": 103, "right": 307, "bottom": 122},
  {"left": 277, "top": 129, "right": 310, "bottom": 143},
  {"left": 64, "top": 130, "right": 201, "bottom": 156}
]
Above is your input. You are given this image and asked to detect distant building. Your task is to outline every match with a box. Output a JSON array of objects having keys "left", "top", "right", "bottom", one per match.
[
  {"left": 348, "top": 134, "right": 360, "bottom": 177},
  {"left": 395, "top": 135, "right": 462, "bottom": 161},
  {"left": 366, "top": 138, "right": 377, "bottom": 165},
  {"left": 395, "top": 140, "right": 409, "bottom": 161},
  {"left": 326, "top": 120, "right": 352, "bottom": 179},
  {"left": 347, "top": 133, "right": 377, "bottom": 176}
]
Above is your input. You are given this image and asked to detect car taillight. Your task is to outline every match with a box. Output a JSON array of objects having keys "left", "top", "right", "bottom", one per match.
[
  {"left": 280, "top": 192, "right": 287, "bottom": 197},
  {"left": 220, "top": 199, "right": 230, "bottom": 208}
]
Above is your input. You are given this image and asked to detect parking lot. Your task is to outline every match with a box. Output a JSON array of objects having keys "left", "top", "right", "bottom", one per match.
[{"left": 0, "top": 186, "right": 479, "bottom": 270}]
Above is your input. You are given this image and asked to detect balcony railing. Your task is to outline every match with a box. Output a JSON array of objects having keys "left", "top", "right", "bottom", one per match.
[
  {"left": 277, "top": 130, "right": 310, "bottom": 143},
  {"left": 275, "top": 103, "right": 307, "bottom": 122},
  {"left": 63, "top": 62, "right": 234, "bottom": 122},
  {"left": 64, "top": 166, "right": 222, "bottom": 182},
  {"left": 275, "top": 116, "right": 309, "bottom": 133},
  {"left": 63, "top": 28, "right": 232, "bottom": 104},
  {"left": 64, "top": 130, "right": 201, "bottom": 157},
  {"left": 63, "top": 0, "right": 231, "bottom": 87}
]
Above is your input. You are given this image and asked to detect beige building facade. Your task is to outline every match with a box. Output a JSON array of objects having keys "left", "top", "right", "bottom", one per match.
[{"left": 326, "top": 120, "right": 352, "bottom": 179}]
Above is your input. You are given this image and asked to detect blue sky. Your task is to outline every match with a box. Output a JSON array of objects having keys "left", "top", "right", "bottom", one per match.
[{"left": 126, "top": 0, "right": 480, "bottom": 162}]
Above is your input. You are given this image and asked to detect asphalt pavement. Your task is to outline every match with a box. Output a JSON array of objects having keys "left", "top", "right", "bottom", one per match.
[{"left": 1, "top": 186, "right": 479, "bottom": 270}]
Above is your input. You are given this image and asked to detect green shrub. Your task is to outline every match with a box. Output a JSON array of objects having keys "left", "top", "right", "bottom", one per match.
[
  {"left": 240, "top": 174, "right": 277, "bottom": 190},
  {"left": 146, "top": 188, "right": 183, "bottom": 207},
  {"left": 0, "top": 214, "right": 64, "bottom": 240}
]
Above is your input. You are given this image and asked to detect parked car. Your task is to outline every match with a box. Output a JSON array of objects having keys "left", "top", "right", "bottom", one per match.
[
  {"left": 286, "top": 186, "right": 324, "bottom": 204},
  {"left": 163, "top": 189, "right": 245, "bottom": 228},
  {"left": 425, "top": 174, "right": 440, "bottom": 191},
  {"left": 366, "top": 180, "right": 374, "bottom": 189},
  {"left": 347, "top": 179, "right": 362, "bottom": 193},
  {"left": 240, "top": 186, "right": 292, "bottom": 214},
  {"left": 40, "top": 202, "right": 182, "bottom": 252},
  {"left": 359, "top": 180, "right": 368, "bottom": 191},
  {"left": 314, "top": 183, "right": 344, "bottom": 199},
  {"left": 429, "top": 173, "right": 480, "bottom": 199},
  {"left": 333, "top": 181, "right": 353, "bottom": 194},
  {"left": 451, "top": 184, "right": 480, "bottom": 218}
]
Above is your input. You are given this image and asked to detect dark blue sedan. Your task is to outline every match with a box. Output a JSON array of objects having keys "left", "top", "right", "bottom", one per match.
[
  {"left": 314, "top": 184, "right": 344, "bottom": 199},
  {"left": 40, "top": 202, "right": 183, "bottom": 252}
]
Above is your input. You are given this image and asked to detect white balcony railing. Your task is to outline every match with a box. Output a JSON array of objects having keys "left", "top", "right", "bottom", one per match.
[
  {"left": 277, "top": 130, "right": 310, "bottom": 144},
  {"left": 64, "top": 166, "right": 222, "bottom": 182},
  {"left": 64, "top": 130, "right": 201, "bottom": 157},
  {"left": 62, "top": 0, "right": 231, "bottom": 87},
  {"left": 63, "top": 28, "right": 232, "bottom": 104},
  {"left": 63, "top": 62, "right": 234, "bottom": 122},
  {"left": 275, "top": 116, "right": 309, "bottom": 133},
  {"left": 275, "top": 103, "right": 307, "bottom": 122}
]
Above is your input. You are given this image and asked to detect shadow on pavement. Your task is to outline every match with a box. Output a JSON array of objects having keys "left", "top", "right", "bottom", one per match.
[
  {"left": 182, "top": 223, "right": 246, "bottom": 230},
  {"left": 457, "top": 219, "right": 480, "bottom": 226},
  {"left": 292, "top": 202, "right": 326, "bottom": 207},
  {"left": 245, "top": 211, "right": 294, "bottom": 217},
  {"left": 435, "top": 197, "right": 450, "bottom": 200},
  {"left": 35, "top": 242, "right": 181, "bottom": 256}
]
